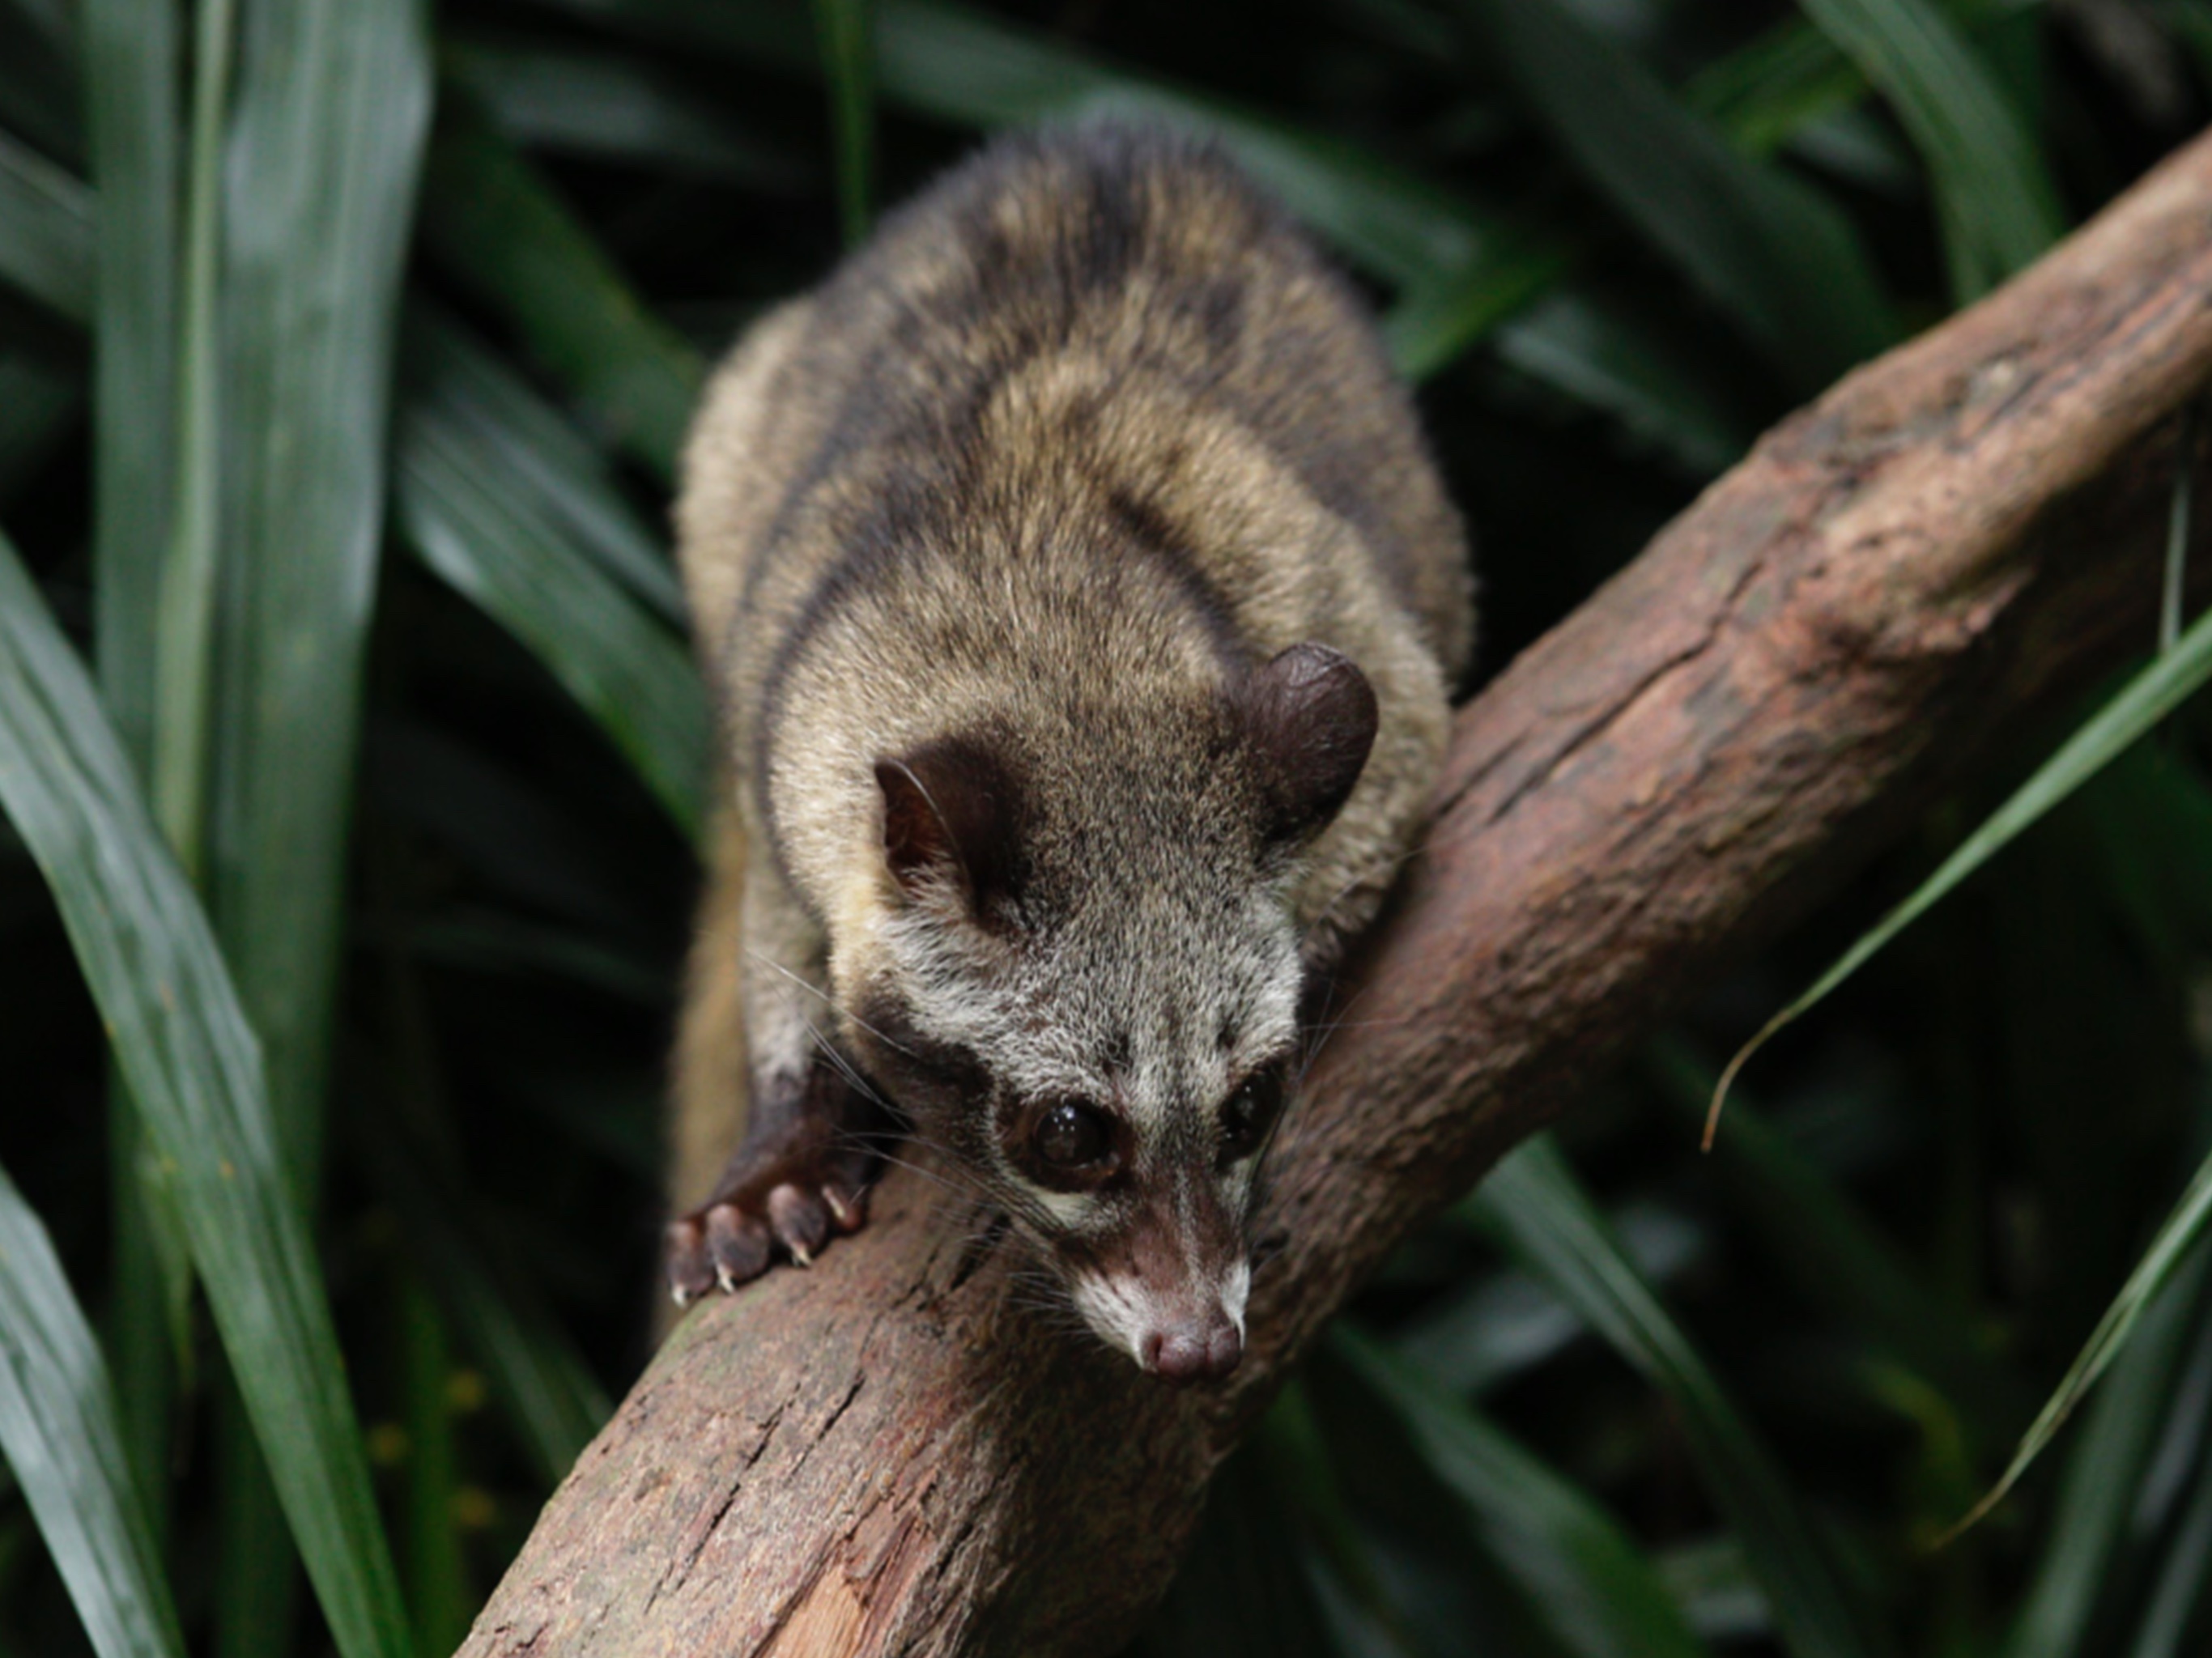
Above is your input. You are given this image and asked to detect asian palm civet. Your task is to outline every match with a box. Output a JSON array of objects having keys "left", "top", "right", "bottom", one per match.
[{"left": 665, "top": 121, "right": 1474, "bottom": 1384}]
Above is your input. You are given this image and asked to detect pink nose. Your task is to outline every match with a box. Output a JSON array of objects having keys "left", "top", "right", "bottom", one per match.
[{"left": 1142, "top": 1317, "right": 1243, "bottom": 1385}]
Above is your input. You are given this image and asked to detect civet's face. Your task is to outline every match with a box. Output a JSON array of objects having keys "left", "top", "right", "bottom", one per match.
[
  {"left": 844, "top": 644, "right": 1375, "bottom": 1382},
  {"left": 853, "top": 867, "right": 1302, "bottom": 1382}
]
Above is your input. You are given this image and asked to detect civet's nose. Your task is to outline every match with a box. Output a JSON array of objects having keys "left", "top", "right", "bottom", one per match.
[{"left": 1142, "top": 1315, "right": 1244, "bottom": 1385}]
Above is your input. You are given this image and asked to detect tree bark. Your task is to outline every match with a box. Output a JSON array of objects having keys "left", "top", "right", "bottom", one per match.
[{"left": 458, "top": 130, "right": 2212, "bottom": 1658}]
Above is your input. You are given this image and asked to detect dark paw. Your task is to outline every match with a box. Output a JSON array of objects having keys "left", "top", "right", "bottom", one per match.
[{"left": 664, "top": 1120, "right": 873, "bottom": 1307}]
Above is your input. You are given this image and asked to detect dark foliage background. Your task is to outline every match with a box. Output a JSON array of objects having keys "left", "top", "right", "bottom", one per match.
[{"left": 3, "top": 2, "right": 2212, "bottom": 1655}]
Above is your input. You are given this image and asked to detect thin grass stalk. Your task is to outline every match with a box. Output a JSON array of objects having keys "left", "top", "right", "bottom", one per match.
[
  {"left": 150, "top": 0, "right": 235, "bottom": 883},
  {"left": 2164, "top": 402, "right": 2200, "bottom": 655},
  {"left": 812, "top": 0, "right": 875, "bottom": 247},
  {"left": 80, "top": 0, "right": 189, "bottom": 1549},
  {"left": 1709, "top": 576, "right": 2212, "bottom": 1146}
]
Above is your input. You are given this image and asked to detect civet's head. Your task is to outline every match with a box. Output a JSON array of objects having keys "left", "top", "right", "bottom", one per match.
[{"left": 840, "top": 644, "right": 1376, "bottom": 1384}]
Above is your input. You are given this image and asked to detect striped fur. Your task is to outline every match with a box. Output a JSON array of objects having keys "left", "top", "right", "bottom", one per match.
[{"left": 670, "top": 121, "right": 1473, "bottom": 1375}]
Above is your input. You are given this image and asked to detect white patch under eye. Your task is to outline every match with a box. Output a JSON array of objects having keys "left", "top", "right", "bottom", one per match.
[{"left": 1033, "top": 1188, "right": 1103, "bottom": 1230}]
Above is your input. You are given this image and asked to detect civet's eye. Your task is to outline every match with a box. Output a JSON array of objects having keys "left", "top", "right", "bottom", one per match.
[
  {"left": 1036, "top": 1101, "right": 1113, "bottom": 1170},
  {"left": 1220, "top": 1069, "right": 1286, "bottom": 1161}
]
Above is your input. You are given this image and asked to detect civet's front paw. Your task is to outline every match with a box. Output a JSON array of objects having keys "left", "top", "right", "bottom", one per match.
[{"left": 664, "top": 1113, "right": 873, "bottom": 1306}]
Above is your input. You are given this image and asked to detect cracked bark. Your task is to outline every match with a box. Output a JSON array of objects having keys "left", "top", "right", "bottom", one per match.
[{"left": 457, "top": 130, "right": 2212, "bottom": 1657}]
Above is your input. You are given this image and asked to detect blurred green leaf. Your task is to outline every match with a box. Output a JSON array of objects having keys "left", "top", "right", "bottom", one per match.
[
  {"left": 813, "top": 0, "right": 875, "bottom": 246},
  {"left": 1960, "top": 1153, "right": 2212, "bottom": 1550},
  {"left": 0, "top": 1159, "right": 187, "bottom": 1658},
  {"left": 1712, "top": 596, "right": 2212, "bottom": 1138},
  {"left": 1491, "top": 291, "right": 1754, "bottom": 475},
  {"left": 2131, "top": 1457, "right": 2212, "bottom": 1657},
  {"left": 80, "top": 0, "right": 191, "bottom": 1575},
  {"left": 1467, "top": 1137, "right": 1882, "bottom": 1658},
  {"left": 1645, "top": 1034, "right": 2031, "bottom": 1436},
  {"left": 1448, "top": 0, "right": 1897, "bottom": 390},
  {"left": 207, "top": 0, "right": 433, "bottom": 1187},
  {"left": 1402, "top": 1200, "right": 1705, "bottom": 1394},
  {"left": 2000, "top": 1239, "right": 2212, "bottom": 1655},
  {"left": 0, "top": 529, "right": 412, "bottom": 1658},
  {"left": 2081, "top": 744, "right": 2212, "bottom": 966},
  {"left": 79, "top": 0, "right": 175, "bottom": 776},
  {"left": 0, "top": 128, "right": 92, "bottom": 324},
  {"left": 1335, "top": 1329, "right": 1717, "bottom": 1658},
  {"left": 1794, "top": 0, "right": 2064, "bottom": 301},
  {"left": 402, "top": 302, "right": 687, "bottom": 625},
  {"left": 149, "top": 0, "right": 232, "bottom": 882},
  {"left": 395, "top": 313, "right": 709, "bottom": 838},
  {"left": 443, "top": 33, "right": 813, "bottom": 188},
  {"left": 393, "top": 1279, "right": 470, "bottom": 1656},
  {"left": 1132, "top": 1397, "right": 1342, "bottom": 1658},
  {"left": 0, "top": 2, "right": 86, "bottom": 165},
  {"left": 521, "top": 0, "right": 1492, "bottom": 294},
  {"left": 418, "top": 106, "right": 704, "bottom": 480}
]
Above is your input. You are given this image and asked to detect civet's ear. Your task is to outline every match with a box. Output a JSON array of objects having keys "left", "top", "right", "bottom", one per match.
[
  {"left": 1233, "top": 643, "right": 1379, "bottom": 845},
  {"left": 874, "top": 736, "right": 1027, "bottom": 922}
]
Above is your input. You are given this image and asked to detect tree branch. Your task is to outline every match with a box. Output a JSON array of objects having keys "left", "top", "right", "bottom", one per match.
[{"left": 458, "top": 130, "right": 2212, "bottom": 1658}]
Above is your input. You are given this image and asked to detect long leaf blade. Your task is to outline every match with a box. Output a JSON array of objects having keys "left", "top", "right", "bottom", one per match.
[
  {"left": 1793, "top": 0, "right": 2063, "bottom": 301},
  {"left": 1962, "top": 1152, "right": 2212, "bottom": 1548},
  {"left": 1712, "top": 588, "right": 2212, "bottom": 1137},
  {"left": 1335, "top": 1329, "right": 1718, "bottom": 1658},
  {"left": 394, "top": 320, "right": 709, "bottom": 839},
  {"left": 0, "top": 1161, "right": 187, "bottom": 1658},
  {"left": 0, "top": 127, "right": 93, "bottom": 323},
  {"left": 1469, "top": 1137, "right": 1882, "bottom": 1658},
  {"left": 1448, "top": 0, "right": 1896, "bottom": 389},
  {"left": 417, "top": 108, "right": 703, "bottom": 480},
  {"left": 0, "top": 531, "right": 412, "bottom": 1658}
]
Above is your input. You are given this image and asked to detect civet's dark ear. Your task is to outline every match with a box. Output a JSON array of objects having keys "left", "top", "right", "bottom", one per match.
[
  {"left": 1235, "top": 643, "right": 1379, "bottom": 844},
  {"left": 874, "top": 736, "right": 1026, "bottom": 921}
]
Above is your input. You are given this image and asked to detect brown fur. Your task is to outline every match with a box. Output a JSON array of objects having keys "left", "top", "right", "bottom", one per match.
[{"left": 666, "top": 123, "right": 1473, "bottom": 1350}]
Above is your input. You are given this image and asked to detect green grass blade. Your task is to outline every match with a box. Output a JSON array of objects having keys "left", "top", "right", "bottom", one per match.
[
  {"left": 0, "top": 1160, "right": 187, "bottom": 1658},
  {"left": 0, "top": 2, "right": 86, "bottom": 166},
  {"left": 441, "top": 34, "right": 810, "bottom": 189},
  {"left": 394, "top": 323, "right": 709, "bottom": 839},
  {"left": 0, "top": 529, "right": 412, "bottom": 1658},
  {"left": 79, "top": 0, "right": 177, "bottom": 775},
  {"left": 813, "top": 0, "right": 874, "bottom": 246},
  {"left": 519, "top": 0, "right": 1491, "bottom": 293},
  {"left": 149, "top": 0, "right": 232, "bottom": 882},
  {"left": 394, "top": 1278, "right": 470, "bottom": 1657},
  {"left": 1793, "top": 0, "right": 2063, "bottom": 302},
  {"left": 0, "top": 128, "right": 92, "bottom": 324},
  {"left": 1335, "top": 1329, "right": 1718, "bottom": 1658},
  {"left": 1402, "top": 1202, "right": 1705, "bottom": 1395},
  {"left": 210, "top": 0, "right": 432, "bottom": 1192},
  {"left": 1448, "top": 0, "right": 1897, "bottom": 389},
  {"left": 1711, "top": 593, "right": 2212, "bottom": 1141},
  {"left": 878, "top": 0, "right": 1486, "bottom": 291},
  {"left": 211, "top": 1397, "right": 295, "bottom": 1658},
  {"left": 403, "top": 303, "right": 686, "bottom": 625},
  {"left": 1645, "top": 1035, "right": 2031, "bottom": 1436},
  {"left": 1956, "top": 1154, "right": 2212, "bottom": 1552},
  {"left": 1493, "top": 291, "right": 1754, "bottom": 476},
  {"left": 417, "top": 107, "right": 703, "bottom": 480},
  {"left": 2129, "top": 1457, "right": 2212, "bottom": 1658},
  {"left": 2000, "top": 1242, "right": 2212, "bottom": 1656},
  {"left": 81, "top": 0, "right": 193, "bottom": 1582},
  {"left": 1468, "top": 1137, "right": 1882, "bottom": 1658}
]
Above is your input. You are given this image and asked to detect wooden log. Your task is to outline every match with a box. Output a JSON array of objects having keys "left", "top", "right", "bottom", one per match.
[{"left": 458, "top": 129, "right": 2212, "bottom": 1658}]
